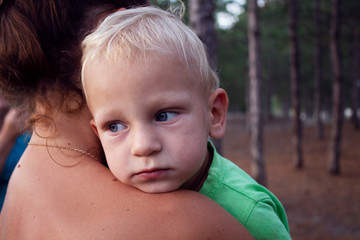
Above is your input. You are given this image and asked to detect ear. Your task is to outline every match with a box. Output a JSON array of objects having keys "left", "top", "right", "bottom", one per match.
[
  {"left": 208, "top": 88, "right": 229, "bottom": 140},
  {"left": 90, "top": 119, "right": 99, "bottom": 137}
]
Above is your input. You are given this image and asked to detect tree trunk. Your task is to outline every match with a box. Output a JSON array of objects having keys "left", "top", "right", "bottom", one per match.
[
  {"left": 247, "top": 0, "right": 266, "bottom": 186},
  {"left": 328, "top": 0, "right": 343, "bottom": 175},
  {"left": 351, "top": 25, "right": 359, "bottom": 130},
  {"left": 313, "top": 0, "right": 324, "bottom": 139},
  {"left": 288, "top": 0, "right": 303, "bottom": 168},
  {"left": 189, "top": 0, "right": 223, "bottom": 154}
]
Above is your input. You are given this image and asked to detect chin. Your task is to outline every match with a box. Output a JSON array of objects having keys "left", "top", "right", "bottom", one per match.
[{"left": 138, "top": 184, "right": 179, "bottom": 194}]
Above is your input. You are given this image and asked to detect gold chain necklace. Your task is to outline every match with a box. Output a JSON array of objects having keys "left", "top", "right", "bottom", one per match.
[{"left": 28, "top": 143, "right": 98, "bottom": 160}]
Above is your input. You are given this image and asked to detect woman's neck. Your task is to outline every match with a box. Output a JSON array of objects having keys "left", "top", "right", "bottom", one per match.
[{"left": 30, "top": 105, "right": 103, "bottom": 163}]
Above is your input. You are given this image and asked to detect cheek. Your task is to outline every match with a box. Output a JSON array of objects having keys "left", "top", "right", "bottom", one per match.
[
  {"left": 106, "top": 152, "right": 129, "bottom": 183},
  {"left": 179, "top": 140, "right": 209, "bottom": 177},
  {"left": 178, "top": 109, "right": 210, "bottom": 151},
  {"left": 104, "top": 148, "right": 120, "bottom": 170},
  {"left": 174, "top": 129, "right": 208, "bottom": 165},
  {"left": 100, "top": 138, "right": 127, "bottom": 177}
]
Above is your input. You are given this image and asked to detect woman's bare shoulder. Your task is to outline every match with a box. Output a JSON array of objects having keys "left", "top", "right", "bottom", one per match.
[{"left": 0, "top": 152, "right": 252, "bottom": 239}]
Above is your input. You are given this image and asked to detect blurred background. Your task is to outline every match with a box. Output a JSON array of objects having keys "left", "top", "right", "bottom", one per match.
[{"left": 152, "top": 0, "right": 360, "bottom": 239}]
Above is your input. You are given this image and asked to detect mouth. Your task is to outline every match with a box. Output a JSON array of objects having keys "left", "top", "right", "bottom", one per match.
[{"left": 135, "top": 168, "right": 171, "bottom": 180}]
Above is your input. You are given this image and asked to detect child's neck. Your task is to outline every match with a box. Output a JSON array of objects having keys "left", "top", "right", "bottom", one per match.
[{"left": 180, "top": 145, "right": 213, "bottom": 191}]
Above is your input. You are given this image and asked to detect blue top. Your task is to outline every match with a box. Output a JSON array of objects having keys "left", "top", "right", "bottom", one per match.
[{"left": 0, "top": 132, "right": 31, "bottom": 211}]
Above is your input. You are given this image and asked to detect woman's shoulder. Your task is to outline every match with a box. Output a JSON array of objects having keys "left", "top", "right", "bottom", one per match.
[{"left": 0, "top": 150, "right": 252, "bottom": 239}]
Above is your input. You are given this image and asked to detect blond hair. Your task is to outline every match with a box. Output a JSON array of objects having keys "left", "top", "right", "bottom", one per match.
[{"left": 81, "top": 6, "right": 219, "bottom": 95}]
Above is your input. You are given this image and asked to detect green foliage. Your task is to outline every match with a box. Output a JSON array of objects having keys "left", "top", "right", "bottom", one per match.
[
  {"left": 217, "top": 19, "right": 248, "bottom": 111},
  {"left": 217, "top": 0, "right": 359, "bottom": 115},
  {"left": 260, "top": 0, "right": 290, "bottom": 112}
]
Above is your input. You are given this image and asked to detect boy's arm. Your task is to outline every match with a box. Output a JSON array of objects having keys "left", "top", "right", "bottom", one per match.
[{"left": 245, "top": 199, "right": 291, "bottom": 240}]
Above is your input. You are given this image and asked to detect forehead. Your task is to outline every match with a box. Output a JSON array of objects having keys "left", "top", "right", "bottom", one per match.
[
  {"left": 85, "top": 52, "right": 203, "bottom": 87},
  {"left": 83, "top": 54, "right": 207, "bottom": 106}
]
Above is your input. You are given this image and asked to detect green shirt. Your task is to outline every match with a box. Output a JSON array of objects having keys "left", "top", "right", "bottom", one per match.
[{"left": 199, "top": 143, "right": 291, "bottom": 240}]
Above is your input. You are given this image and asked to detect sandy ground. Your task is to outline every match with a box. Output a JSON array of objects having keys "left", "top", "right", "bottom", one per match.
[{"left": 222, "top": 113, "right": 360, "bottom": 240}]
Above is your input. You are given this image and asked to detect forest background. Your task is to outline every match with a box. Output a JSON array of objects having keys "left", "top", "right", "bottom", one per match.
[{"left": 152, "top": 0, "right": 359, "bottom": 239}]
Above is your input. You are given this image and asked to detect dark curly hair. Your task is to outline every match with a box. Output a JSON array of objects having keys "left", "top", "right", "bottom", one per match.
[{"left": 0, "top": 0, "right": 148, "bottom": 126}]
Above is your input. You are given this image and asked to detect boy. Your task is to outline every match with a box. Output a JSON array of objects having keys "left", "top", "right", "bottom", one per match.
[{"left": 81, "top": 6, "right": 291, "bottom": 239}]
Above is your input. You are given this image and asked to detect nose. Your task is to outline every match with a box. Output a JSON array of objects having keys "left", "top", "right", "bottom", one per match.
[{"left": 130, "top": 123, "right": 162, "bottom": 157}]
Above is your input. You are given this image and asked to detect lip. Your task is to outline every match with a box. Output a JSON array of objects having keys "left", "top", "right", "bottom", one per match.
[{"left": 134, "top": 168, "right": 171, "bottom": 180}]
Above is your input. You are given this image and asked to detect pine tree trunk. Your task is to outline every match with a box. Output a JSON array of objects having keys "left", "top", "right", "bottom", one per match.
[
  {"left": 189, "top": 0, "right": 223, "bottom": 154},
  {"left": 328, "top": 0, "right": 343, "bottom": 175},
  {"left": 288, "top": 0, "right": 303, "bottom": 168},
  {"left": 351, "top": 25, "right": 359, "bottom": 130},
  {"left": 247, "top": 0, "right": 266, "bottom": 186},
  {"left": 313, "top": 0, "right": 324, "bottom": 139}
]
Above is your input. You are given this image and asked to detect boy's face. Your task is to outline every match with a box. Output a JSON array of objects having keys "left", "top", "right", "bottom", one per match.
[{"left": 85, "top": 56, "right": 213, "bottom": 193}]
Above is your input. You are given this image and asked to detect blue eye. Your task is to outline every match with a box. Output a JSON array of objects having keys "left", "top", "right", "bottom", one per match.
[
  {"left": 156, "top": 112, "right": 177, "bottom": 122},
  {"left": 108, "top": 122, "right": 126, "bottom": 132}
]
